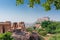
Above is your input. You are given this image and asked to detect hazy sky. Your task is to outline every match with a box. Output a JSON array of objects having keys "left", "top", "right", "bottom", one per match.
[{"left": 0, "top": 0, "right": 60, "bottom": 23}]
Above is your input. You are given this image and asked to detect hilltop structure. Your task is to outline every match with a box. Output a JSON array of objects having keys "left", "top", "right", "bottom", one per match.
[
  {"left": 36, "top": 17, "right": 49, "bottom": 23},
  {"left": 35, "top": 17, "right": 50, "bottom": 28}
]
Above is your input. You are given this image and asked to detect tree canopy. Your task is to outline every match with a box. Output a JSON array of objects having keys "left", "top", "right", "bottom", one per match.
[
  {"left": 41, "top": 21, "right": 60, "bottom": 34},
  {"left": 16, "top": 0, "right": 60, "bottom": 11}
]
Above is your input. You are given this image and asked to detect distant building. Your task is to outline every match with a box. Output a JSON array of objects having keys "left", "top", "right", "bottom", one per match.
[
  {"left": 36, "top": 17, "right": 50, "bottom": 23},
  {"left": 35, "top": 17, "right": 50, "bottom": 28}
]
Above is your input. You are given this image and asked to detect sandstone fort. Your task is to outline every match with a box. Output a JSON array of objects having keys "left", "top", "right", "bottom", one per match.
[
  {"left": 0, "top": 17, "right": 49, "bottom": 33},
  {"left": 0, "top": 21, "right": 26, "bottom": 33}
]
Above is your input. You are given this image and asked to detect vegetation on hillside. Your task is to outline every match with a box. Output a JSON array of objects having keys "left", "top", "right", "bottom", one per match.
[{"left": 26, "top": 20, "right": 60, "bottom": 40}]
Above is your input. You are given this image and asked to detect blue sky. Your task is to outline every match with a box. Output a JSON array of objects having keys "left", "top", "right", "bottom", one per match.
[{"left": 0, "top": 0, "right": 60, "bottom": 23}]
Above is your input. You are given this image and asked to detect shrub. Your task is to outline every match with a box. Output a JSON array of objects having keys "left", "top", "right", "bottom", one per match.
[
  {"left": 39, "top": 30, "right": 47, "bottom": 36},
  {"left": 26, "top": 27, "right": 33, "bottom": 32},
  {"left": 0, "top": 32, "right": 14, "bottom": 40}
]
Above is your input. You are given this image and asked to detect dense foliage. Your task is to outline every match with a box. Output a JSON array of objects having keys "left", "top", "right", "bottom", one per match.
[
  {"left": 0, "top": 32, "right": 14, "bottom": 40},
  {"left": 16, "top": 0, "right": 60, "bottom": 11},
  {"left": 41, "top": 21, "right": 60, "bottom": 34}
]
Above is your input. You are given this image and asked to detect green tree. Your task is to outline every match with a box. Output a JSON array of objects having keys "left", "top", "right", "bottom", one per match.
[
  {"left": 16, "top": 0, "right": 60, "bottom": 11},
  {"left": 41, "top": 21, "right": 51, "bottom": 28},
  {"left": 41, "top": 21, "right": 58, "bottom": 34},
  {"left": 46, "top": 23, "right": 56, "bottom": 34}
]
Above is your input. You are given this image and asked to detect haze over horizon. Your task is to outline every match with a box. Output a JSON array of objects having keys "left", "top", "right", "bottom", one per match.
[{"left": 0, "top": 0, "right": 60, "bottom": 23}]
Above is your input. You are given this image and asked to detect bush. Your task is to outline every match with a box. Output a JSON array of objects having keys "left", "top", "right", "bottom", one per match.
[
  {"left": 45, "top": 24, "right": 56, "bottom": 34},
  {"left": 35, "top": 28, "right": 47, "bottom": 36},
  {"left": 39, "top": 30, "right": 47, "bottom": 36},
  {"left": 0, "top": 34, "right": 4, "bottom": 40},
  {"left": 26, "top": 27, "right": 33, "bottom": 32},
  {"left": 0, "top": 32, "right": 14, "bottom": 40}
]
